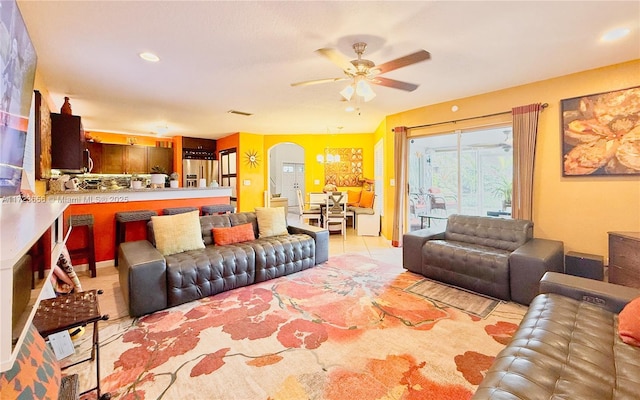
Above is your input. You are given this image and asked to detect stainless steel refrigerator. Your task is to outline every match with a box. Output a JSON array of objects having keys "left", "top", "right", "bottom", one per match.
[{"left": 182, "top": 159, "right": 219, "bottom": 188}]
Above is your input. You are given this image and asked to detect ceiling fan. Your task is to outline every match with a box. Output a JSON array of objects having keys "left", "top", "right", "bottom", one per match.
[
  {"left": 469, "top": 131, "right": 513, "bottom": 152},
  {"left": 291, "top": 42, "right": 431, "bottom": 102}
]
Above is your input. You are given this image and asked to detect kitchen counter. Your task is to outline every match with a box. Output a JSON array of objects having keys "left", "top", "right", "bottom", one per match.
[
  {"left": 46, "top": 186, "right": 232, "bottom": 204},
  {"left": 43, "top": 187, "right": 233, "bottom": 264}
]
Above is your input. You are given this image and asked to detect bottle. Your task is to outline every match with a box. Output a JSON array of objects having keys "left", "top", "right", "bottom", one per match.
[{"left": 60, "top": 97, "right": 72, "bottom": 115}]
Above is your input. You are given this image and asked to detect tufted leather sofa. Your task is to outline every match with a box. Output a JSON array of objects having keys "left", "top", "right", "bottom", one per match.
[
  {"left": 118, "top": 211, "right": 329, "bottom": 317},
  {"left": 474, "top": 272, "right": 640, "bottom": 399},
  {"left": 403, "top": 214, "right": 564, "bottom": 305}
]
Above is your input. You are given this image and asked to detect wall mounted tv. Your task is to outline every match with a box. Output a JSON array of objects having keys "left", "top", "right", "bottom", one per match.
[{"left": 0, "top": 0, "right": 37, "bottom": 197}]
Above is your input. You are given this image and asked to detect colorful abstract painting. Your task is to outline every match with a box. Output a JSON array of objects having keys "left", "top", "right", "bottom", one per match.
[{"left": 324, "top": 148, "right": 363, "bottom": 186}]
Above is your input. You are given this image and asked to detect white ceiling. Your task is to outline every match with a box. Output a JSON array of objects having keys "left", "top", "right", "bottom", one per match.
[{"left": 17, "top": 1, "right": 640, "bottom": 139}]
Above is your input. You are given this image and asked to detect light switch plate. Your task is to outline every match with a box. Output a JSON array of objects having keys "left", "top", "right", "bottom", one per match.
[
  {"left": 243, "top": 179, "right": 251, "bottom": 186},
  {"left": 390, "top": 179, "right": 395, "bottom": 186},
  {"left": 314, "top": 179, "right": 320, "bottom": 185}
]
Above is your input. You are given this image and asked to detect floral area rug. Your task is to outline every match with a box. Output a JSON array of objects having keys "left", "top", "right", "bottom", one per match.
[{"left": 72, "top": 253, "right": 526, "bottom": 400}]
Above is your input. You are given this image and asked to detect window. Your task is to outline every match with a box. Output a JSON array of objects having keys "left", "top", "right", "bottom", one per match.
[
  {"left": 407, "top": 127, "right": 513, "bottom": 231},
  {"left": 219, "top": 148, "right": 237, "bottom": 200}
]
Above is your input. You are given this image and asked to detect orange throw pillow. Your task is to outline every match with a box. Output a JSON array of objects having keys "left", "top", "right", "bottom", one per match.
[
  {"left": 212, "top": 223, "right": 255, "bottom": 246},
  {"left": 347, "top": 190, "right": 362, "bottom": 206},
  {"left": 619, "top": 296, "right": 640, "bottom": 347},
  {"left": 359, "top": 191, "right": 375, "bottom": 208}
]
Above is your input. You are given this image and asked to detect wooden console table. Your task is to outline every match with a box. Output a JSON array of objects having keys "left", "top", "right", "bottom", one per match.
[{"left": 608, "top": 231, "right": 640, "bottom": 288}]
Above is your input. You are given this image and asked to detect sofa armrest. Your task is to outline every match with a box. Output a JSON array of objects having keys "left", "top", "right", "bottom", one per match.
[
  {"left": 118, "top": 240, "right": 167, "bottom": 317},
  {"left": 402, "top": 229, "right": 445, "bottom": 274},
  {"left": 509, "top": 238, "right": 564, "bottom": 305},
  {"left": 288, "top": 224, "right": 329, "bottom": 265},
  {"left": 540, "top": 272, "right": 640, "bottom": 314}
]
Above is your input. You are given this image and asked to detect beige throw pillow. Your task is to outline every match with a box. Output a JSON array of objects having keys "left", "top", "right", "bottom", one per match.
[
  {"left": 255, "top": 207, "right": 288, "bottom": 238},
  {"left": 151, "top": 210, "right": 205, "bottom": 255}
]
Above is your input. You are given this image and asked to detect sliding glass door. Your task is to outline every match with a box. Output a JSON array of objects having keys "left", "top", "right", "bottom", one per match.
[{"left": 407, "top": 126, "right": 513, "bottom": 231}]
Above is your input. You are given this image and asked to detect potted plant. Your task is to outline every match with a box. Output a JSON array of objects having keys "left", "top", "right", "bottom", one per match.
[
  {"left": 150, "top": 165, "right": 167, "bottom": 188},
  {"left": 169, "top": 172, "right": 179, "bottom": 188},
  {"left": 489, "top": 176, "right": 512, "bottom": 211},
  {"left": 130, "top": 174, "right": 144, "bottom": 189}
]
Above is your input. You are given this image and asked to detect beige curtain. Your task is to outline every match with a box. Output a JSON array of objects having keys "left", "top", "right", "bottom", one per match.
[
  {"left": 392, "top": 126, "right": 407, "bottom": 247},
  {"left": 512, "top": 103, "right": 542, "bottom": 221}
]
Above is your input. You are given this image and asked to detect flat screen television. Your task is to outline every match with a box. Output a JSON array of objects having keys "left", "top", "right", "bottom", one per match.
[{"left": 0, "top": 0, "right": 37, "bottom": 198}]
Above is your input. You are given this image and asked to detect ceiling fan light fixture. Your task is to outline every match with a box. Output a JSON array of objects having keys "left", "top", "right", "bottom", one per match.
[
  {"left": 340, "top": 84, "right": 355, "bottom": 101},
  {"left": 356, "top": 79, "right": 376, "bottom": 102}
]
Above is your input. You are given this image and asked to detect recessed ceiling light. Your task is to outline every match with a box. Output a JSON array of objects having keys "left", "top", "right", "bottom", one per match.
[
  {"left": 601, "top": 27, "right": 630, "bottom": 42},
  {"left": 139, "top": 52, "right": 160, "bottom": 62},
  {"left": 345, "top": 106, "right": 355, "bottom": 112}
]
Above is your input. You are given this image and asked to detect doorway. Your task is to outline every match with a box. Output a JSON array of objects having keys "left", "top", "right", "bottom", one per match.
[
  {"left": 281, "top": 162, "right": 305, "bottom": 208},
  {"left": 268, "top": 143, "right": 305, "bottom": 214}
]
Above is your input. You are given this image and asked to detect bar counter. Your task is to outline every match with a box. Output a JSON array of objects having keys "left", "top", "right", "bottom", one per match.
[
  {"left": 45, "top": 186, "right": 232, "bottom": 204},
  {"left": 45, "top": 187, "right": 233, "bottom": 265}
]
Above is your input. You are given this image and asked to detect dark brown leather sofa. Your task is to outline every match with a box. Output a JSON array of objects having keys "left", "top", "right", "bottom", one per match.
[
  {"left": 473, "top": 272, "right": 640, "bottom": 399},
  {"left": 403, "top": 214, "right": 564, "bottom": 305},
  {"left": 118, "top": 211, "right": 329, "bottom": 317}
]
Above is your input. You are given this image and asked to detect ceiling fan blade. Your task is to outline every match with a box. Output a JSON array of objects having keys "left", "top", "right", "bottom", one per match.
[
  {"left": 315, "top": 48, "right": 357, "bottom": 74},
  {"left": 291, "top": 77, "right": 349, "bottom": 87},
  {"left": 374, "top": 50, "right": 431, "bottom": 75},
  {"left": 370, "top": 76, "right": 419, "bottom": 92}
]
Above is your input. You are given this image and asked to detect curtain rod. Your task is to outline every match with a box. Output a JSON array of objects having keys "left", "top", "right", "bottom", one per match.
[{"left": 405, "top": 103, "right": 548, "bottom": 131}]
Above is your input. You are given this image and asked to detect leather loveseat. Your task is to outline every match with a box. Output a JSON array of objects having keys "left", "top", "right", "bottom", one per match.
[
  {"left": 403, "top": 214, "right": 564, "bottom": 305},
  {"left": 473, "top": 272, "right": 640, "bottom": 399},
  {"left": 118, "top": 211, "right": 329, "bottom": 317}
]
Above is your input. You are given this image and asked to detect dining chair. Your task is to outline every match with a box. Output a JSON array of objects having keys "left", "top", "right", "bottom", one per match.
[
  {"left": 324, "top": 191, "right": 347, "bottom": 239},
  {"left": 296, "top": 189, "right": 321, "bottom": 226}
]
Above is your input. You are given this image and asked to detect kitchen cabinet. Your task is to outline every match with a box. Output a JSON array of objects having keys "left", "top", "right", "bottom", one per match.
[
  {"left": 608, "top": 231, "right": 640, "bottom": 288},
  {"left": 147, "top": 147, "right": 174, "bottom": 174},
  {"left": 182, "top": 136, "right": 216, "bottom": 151},
  {"left": 50, "top": 113, "right": 86, "bottom": 172},
  {"left": 125, "top": 145, "right": 148, "bottom": 174},
  {"left": 91, "top": 144, "right": 172, "bottom": 175},
  {"left": 101, "top": 144, "right": 124, "bottom": 174}
]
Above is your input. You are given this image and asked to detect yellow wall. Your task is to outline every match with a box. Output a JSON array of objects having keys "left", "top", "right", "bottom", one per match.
[
  {"left": 386, "top": 60, "right": 640, "bottom": 261},
  {"left": 238, "top": 132, "right": 267, "bottom": 211},
  {"left": 262, "top": 133, "right": 375, "bottom": 194}
]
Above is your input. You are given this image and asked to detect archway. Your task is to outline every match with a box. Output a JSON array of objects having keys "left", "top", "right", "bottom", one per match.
[{"left": 268, "top": 143, "right": 305, "bottom": 214}]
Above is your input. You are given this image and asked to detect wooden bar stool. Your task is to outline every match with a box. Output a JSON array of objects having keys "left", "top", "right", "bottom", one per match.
[
  {"left": 162, "top": 206, "right": 199, "bottom": 215},
  {"left": 114, "top": 210, "right": 157, "bottom": 267},
  {"left": 68, "top": 214, "right": 97, "bottom": 278}
]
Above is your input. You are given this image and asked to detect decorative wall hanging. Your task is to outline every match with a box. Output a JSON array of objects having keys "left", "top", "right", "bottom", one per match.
[
  {"left": 561, "top": 86, "right": 640, "bottom": 176},
  {"left": 244, "top": 149, "right": 260, "bottom": 168},
  {"left": 324, "top": 148, "right": 363, "bottom": 186},
  {"left": 34, "top": 90, "right": 52, "bottom": 179}
]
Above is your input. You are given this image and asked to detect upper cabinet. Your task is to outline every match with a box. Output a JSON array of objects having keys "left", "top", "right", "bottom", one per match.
[
  {"left": 89, "top": 143, "right": 172, "bottom": 174},
  {"left": 182, "top": 137, "right": 216, "bottom": 151},
  {"left": 148, "top": 147, "right": 174, "bottom": 174},
  {"left": 50, "top": 113, "right": 86, "bottom": 173},
  {"left": 100, "top": 144, "right": 124, "bottom": 174},
  {"left": 125, "top": 146, "right": 148, "bottom": 174}
]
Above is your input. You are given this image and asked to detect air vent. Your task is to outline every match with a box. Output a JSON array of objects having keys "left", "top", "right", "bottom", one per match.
[{"left": 227, "top": 110, "right": 253, "bottom": 116}]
